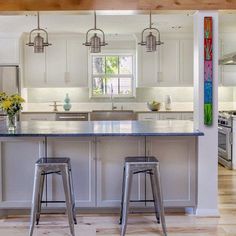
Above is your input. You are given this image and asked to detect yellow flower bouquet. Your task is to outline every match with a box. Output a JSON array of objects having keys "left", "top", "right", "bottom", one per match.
[{"left": 0, "top": 92, "right": 25, "bottom": 131}]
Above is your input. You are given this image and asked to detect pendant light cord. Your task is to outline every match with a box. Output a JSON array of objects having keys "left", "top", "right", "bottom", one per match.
[
  {"left": 149, "top": 10, "right": 152, "bottom": 29},
  {"left": 37, "top": 12, "right": 40, "bottom": 30},
  {"left": 94, "top": 11, "right": 97, "bottom": 30}
]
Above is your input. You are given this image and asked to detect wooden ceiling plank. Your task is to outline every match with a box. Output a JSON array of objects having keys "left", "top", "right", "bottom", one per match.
[{"left": 0, "top": 0, "right": 235, "bottom": 11}]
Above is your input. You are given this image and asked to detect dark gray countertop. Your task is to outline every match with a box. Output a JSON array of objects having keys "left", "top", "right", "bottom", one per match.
[{"left": 0, "top": 120, "right": 204, "bottom": 137}]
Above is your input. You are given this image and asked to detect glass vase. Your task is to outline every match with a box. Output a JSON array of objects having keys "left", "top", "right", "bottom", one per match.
[{"left": 7, "top": 114, "right": 17, "bottom": 132}]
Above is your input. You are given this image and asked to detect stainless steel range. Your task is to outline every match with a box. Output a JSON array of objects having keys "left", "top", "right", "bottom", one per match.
[{"left": 218, "top": 112, "right": 233, "bottom": 169}]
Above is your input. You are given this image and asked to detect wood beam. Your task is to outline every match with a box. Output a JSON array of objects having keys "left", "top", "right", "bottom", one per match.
[{"left": 0, "top": 0, "right": 235, "bottom": 11}]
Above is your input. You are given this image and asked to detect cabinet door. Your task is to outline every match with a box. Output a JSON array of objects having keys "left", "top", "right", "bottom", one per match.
[
  {"left": 221, "top": 40, "right": 236, "bottom": 86},
  {"left": 96, "top": 137, "right": 145, "bottom": 207},
  {"left": 180, "top": 39, "right": 193, "bottom": 85},
  {"left": 159, "top": 40, "right": 180, "bottom": 85},
  {"left": 20, "top": 113, "right": 56, "bottom": 121},
  {"left": 0, "top": 38, "right": 19, "bottom": 64},
  {"left": 0, "top": 138, "right": 43, "bottom": 208},
  {"left": 138, "top": 47, "right": 159, "bottom": 87},
  {"left": 24, "top": 42, "right": 46, "bottom": 87},
  {"left": 46, "top": 38, "right": 67, "bottom": 85},
  {"left": 137, "top": 113, "right": 158, "bottom": 121},
  {"left": 146, "top": 136, "right": 196, "bottom": 207},
  {"left": 67, "top": 38, "right": 88, "bottom": 87},
  {"left": 159, "top": 112, "right": 182, "bottom": 120},
  {"left": 47, "top": 137, "right": 96, "bottom": 207},
  {"left": 181, "top": 112, "right": 194, "bottom": 121}
]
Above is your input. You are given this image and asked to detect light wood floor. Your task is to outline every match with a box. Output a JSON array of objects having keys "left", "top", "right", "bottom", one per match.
[{"left": 0, "top": 165, "right": 235, "bottom": 236}]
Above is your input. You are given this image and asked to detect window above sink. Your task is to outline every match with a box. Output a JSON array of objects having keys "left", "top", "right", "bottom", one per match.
[{"left": 89, "top": 52, "right": 136, "bottom": 98}]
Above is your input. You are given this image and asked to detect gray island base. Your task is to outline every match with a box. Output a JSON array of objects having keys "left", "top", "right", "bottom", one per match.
[{"left": 0, "top": 120, "right": 203, "bottom": 214}]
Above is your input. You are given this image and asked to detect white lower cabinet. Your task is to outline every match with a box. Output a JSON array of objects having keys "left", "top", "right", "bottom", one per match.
[
  {"left": 138, "top": 112, "right": 193, "bottom": 121},
  {"left": 181, "top": 112, "right": 194, "bottom": 121},
  {"left": 0, "top": 136, "right": 197, "bottom": 209},
  {"left": 20, "top": 113, "right": 56, "bottom": 121},
  {"left": 159, "top": 112, "right": 182, "bottom": 120},
  {"left": 0, "top": 137, "right": 43, "bottom": 208},
  {"left": 138, "top": 113, "right": 159, "bottom": 121},
  {"left": 47, "top": 137, "right": 96, "bottom": 207},
  {"left": 96, "top": 136, "right": 145, "bottom": 207},
  {"left": 145, "top": 137, "right": 196, "bottom": 207}
]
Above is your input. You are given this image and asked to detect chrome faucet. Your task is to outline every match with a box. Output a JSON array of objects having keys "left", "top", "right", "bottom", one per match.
[
  {"left": 49, "top": 101, "right": 62, "bottom": 112},
  {"left": 110, "top": 84, "right": 117, "bottom": 110}
]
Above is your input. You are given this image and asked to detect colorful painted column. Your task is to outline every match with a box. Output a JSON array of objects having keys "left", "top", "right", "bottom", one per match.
[{"left": 204, "top": 17, "right": 213, "bottom": 126}]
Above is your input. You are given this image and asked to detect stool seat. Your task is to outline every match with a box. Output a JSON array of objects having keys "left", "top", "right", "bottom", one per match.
[
  {"left": 125, "top": 156, "right": 158, "bottom": 163},
  {"left": 29, "top": 157, "right": 76, "bottom": 236},
  {"left": 120, "top": 156, "right": 167, "bottom": 236},
  {"left": 36, "top": 157, "right": 71, "bottom": 165}
]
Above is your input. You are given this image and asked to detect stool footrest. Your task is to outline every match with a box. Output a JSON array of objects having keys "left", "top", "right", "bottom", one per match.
[
  {"left": 42, "top": 171, "right": 61, "bottom": 175},
  {"left": 130, "top": 200, "right": 154, "bottom": 203},
  {"left": 41, "top": 200, "right": 66, "bottom": 204}
]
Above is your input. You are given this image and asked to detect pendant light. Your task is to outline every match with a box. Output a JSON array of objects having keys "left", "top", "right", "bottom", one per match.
[
  {"left": 83, "top": 12, "right": 107, "bottom": 53},
  {"left": 139, "top": 11, "right": 163, "bottom": 52},
  {"left": 26, "top": 12, "right": 51, "bottom": 53}
]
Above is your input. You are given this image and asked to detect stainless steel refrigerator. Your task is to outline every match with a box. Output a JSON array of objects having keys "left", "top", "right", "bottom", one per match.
[{"left": 0, "top": 65, "right": 20, "bottom": 120}]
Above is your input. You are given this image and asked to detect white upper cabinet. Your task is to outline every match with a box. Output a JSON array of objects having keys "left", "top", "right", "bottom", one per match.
[
  {"left": 179, "top": 39, "right": 193, "bottom": 85},
  {"left": 45, "top": 37, "right": 67, "bottom": 85},
  {"left": 138, "top": 46, "right": 159, "bottom": 87},
  {"left": 67, "top": 37, "right": 88, "bottom": 87},
  {"left": 0, "top": 37, "right": 19, "bottom": 65},
  {"left": 137, "top": 37, "right": 193, "bottom": 87},
  {"left": 23, "top": 34, "right": 88, "bottom": 88},
  {"left": 159, "top": 39, "right": 180, "bottom": 86},
  {"left": 24, "top": 41, "right": 46, "bottom": 87},
  {"left": 221, "top": 39, "right": 236, "bottom": 86}
]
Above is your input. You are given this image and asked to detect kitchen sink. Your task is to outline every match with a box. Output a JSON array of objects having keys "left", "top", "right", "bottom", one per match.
[{"left": 90, "top": 110, "right": 137, "bottom": 121}]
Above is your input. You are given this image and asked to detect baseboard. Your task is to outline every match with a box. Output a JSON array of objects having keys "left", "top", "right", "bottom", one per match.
[
  {"left": 0, "top": 207, "right": 187, "bottom": 217},
  {"left": 195, "top": 208, "right": 220, "bottom": 217}
]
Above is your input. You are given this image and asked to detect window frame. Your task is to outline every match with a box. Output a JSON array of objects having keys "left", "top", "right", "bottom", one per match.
[{"left": 88, "top": 51, "right": 136, "bottom": 98}]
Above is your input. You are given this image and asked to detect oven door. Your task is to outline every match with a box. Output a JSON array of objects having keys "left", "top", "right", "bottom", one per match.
[{"left": 218, "top": 125, "right": 232, "bottom": 161}]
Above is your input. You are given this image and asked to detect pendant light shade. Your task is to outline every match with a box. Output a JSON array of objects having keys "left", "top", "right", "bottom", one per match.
[
  {"left": 139, "top": 11, "right": 163, "bottom": 52},
  {"left": 26, "top": 12, "right": 51, "bottom": 53},
  {"left": 83, "top": 12, "right": 107, "bottom": 53}
]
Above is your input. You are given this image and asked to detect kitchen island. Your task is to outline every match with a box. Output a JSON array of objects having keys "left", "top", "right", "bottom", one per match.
[{"left": 0, "top": 120, "right": 203, "bottom": 212}]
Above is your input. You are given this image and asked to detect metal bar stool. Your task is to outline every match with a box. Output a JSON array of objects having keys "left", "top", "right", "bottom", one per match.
[
  {"left": 29, "top": 157, "right": 77, "bottom": 236},
  {"left": 119, "top": 156, "right": 167, "bottom": 236}
]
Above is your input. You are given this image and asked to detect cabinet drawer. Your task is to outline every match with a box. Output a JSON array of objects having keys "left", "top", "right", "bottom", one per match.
[
  {"left": 159, "top": 113, "right": 182, "bottom": 120},
  {"left": 21, "top": 113, "right": 56, "bottom": 121},
  {"left": 137, "top": 113, "right": 158, "bottom": 121},
  {"left": 181, "top": 112, "right": 194, "bottom": 121}
]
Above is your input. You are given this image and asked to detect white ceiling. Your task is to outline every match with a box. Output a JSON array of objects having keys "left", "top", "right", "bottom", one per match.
[{"left": 0, "top": 11, "right": 194, "bottom": 35}]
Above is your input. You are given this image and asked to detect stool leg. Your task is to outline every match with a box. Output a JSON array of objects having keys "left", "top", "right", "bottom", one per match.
[
  {"left": 69, "top": 168, "right": 77, "bottom": 224},
  {"left": 121, "top": 165, "right": 132, "bottom": 236},
  {"left": 119, "top": 166, "right": 125, "bottom": 225},
  {"left": 154, "top": 165, "right": 167, "bottom": 236},
  {"left": 36, "top": 174, "right": 45, "bottom": 225},
  {"left": 29, "top": 166, "right": 42, "bottom": 236},
  {"left": 61, "top": 167, "right": 75, "bottom": 236},
  {"left": 150, "top": 171, "right": 160, "bottom": 224}
]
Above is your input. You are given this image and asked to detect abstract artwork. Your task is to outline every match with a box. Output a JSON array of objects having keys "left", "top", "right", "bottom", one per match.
[{"left": 204, "top": 17, "right": 213, "bottom": 126}]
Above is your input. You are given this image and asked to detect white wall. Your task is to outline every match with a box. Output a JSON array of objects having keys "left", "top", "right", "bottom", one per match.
[
  {"left": 194, "top": 11, "right": 219, "bottom": 216},
  {"left": 25, "top": 87, "right": 194, "bottom": 103}
]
